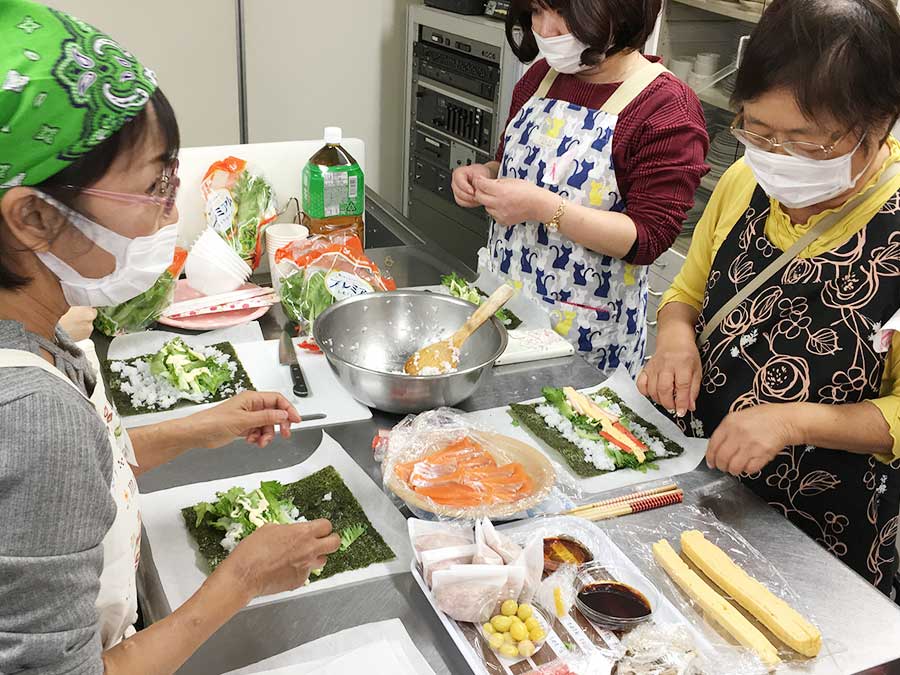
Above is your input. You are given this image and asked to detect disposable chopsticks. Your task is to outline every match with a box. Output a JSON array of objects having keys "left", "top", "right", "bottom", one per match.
[
  {"left": 163, "top": 287, "right": 278, "bottom": 318},
  {"left": 564, "top": 483, "right": 683, "bottom": 522}
]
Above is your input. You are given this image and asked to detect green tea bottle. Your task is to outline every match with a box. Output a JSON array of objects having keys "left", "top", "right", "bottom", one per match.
[{"left": 302, "top": 127, "right": 365, "bottom": 245}]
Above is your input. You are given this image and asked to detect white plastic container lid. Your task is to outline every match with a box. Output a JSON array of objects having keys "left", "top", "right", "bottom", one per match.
[{"left": 324, "top": 126, "right": 342, "bottom": 145}]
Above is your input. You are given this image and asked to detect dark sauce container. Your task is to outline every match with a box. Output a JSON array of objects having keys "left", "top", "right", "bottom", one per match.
[{"left": 575, "top": 562, "right": 657, "bottom": 629}]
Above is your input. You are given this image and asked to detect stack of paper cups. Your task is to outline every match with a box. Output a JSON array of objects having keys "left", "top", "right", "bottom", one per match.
[{"left": 266, "top": 222, "right": 309, "bottom": 294}]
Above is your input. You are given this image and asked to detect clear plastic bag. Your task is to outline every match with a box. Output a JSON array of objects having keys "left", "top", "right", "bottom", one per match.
[
  {"left": 202, "top": 156, "right": 277, "bottom": 270},
  {"left": 275, "top": 230, "right": 395, "bottom": 335},
  {"left": 432, "top": 565, "right": 516, "bottom": 623},
  {"left": 93, "top": 247, "right": 188, "bottom": 336},
  {"left": 603, "top": 503, "right": 834, "bottom": 667},
  {"left": 381, "top": 408, "right": 582, "bottom": 521}
]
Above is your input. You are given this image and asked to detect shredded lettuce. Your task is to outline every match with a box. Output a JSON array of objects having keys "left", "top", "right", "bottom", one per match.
[
  {"left": 441, "top": 273, "right": 521, "bottom": 328},
  {"left": 192, "top": 480, "right": 302, "bottom": 552},
  {"left": 339, "top": 523, "right": 367, "bottom": 551},
  {"left": 280, "top": 269, "right": 334, "bottom": 325},
  {"left": 149, "top": 338, "right": 234, "bottom": 398}
]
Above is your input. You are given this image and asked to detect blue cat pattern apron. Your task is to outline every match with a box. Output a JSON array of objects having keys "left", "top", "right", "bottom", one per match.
[{"left": 481, "top": 62, "right": 668, "bottom": 376}]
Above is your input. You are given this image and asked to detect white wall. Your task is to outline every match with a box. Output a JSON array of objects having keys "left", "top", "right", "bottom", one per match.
[
  {"left": 243, "top": 0, "right": 420, "bottom": 209},
  {"left": 46, "top": 0, "right": 241, "bottom": 147}
]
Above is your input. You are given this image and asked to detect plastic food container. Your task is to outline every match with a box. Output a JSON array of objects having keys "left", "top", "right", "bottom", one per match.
[
  {"left": 479, "top": 602, "right": 552, "bottom": 662},
  {"left": 574, "top": 562, "right": 658, "bottom": 630}
]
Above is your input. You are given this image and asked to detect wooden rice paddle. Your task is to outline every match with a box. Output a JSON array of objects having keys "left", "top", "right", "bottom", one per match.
[{"left": 404, "top": 284, "right": 515, "bottom": 375}]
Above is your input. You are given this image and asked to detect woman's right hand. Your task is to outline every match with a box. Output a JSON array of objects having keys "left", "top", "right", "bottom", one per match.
[
  {"left": 638, "top": 335, "right": 702, "bottom": 418},
  {"left": 218, "top": 519, "right": 341, "bottom": 599},
  {"left": 452, "top": 163, "right": 495, "bottom": 207}
]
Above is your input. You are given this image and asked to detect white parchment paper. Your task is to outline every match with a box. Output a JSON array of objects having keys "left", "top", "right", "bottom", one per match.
[
  {"left": 140, "top": 433, "right": 412, "bottom": 612},
  {"left": 224, "top": 619, "right": 435, "bottom": 675}
]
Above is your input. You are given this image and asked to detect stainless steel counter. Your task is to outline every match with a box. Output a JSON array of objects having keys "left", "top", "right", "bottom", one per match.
[{"left": 131, "top": 222, "right": 900, "bottom": 674}]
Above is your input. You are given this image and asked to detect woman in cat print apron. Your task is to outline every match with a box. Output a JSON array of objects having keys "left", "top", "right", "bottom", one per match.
[
  {"left": 452, "top": 0, "right": 709, "bottom": 376},
  {"left": 0, "top": 3, "right": 340, "bottom": 672}
]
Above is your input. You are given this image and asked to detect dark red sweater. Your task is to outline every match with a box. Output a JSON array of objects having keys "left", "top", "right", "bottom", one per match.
[{"left": 496, "top": 58, "right": 710, "bottom": 265}]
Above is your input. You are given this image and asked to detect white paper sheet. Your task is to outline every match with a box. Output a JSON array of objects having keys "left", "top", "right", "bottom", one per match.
[
  {"left": 140, "top": 433, "right": 412, "bottom": 612},
  {"left": 224, "top": 619, "right": 435, "bottom": 675},
  {"left": 107, "top": 322, "right": 264, "bottom": 359},
  {"left": 465, "top": 365, "right": 708, "bottom": 496},
  {"left": 495, "top": 328, "right": 575, "bottom": 366}
]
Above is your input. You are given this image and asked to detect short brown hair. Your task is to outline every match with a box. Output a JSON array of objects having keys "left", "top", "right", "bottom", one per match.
[
  {"left": 732, "top": 0, "right": 900, "bottom": 137},
  {"left": 506, "top": 0, "right": 662, "bottom": 66}
]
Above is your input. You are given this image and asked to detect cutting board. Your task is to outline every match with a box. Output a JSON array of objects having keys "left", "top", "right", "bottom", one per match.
[
  {"left": 140, "top": 433, "right": 412, "bottom": 612},
  {"left": 105, "top": 324, "right": 371, "bottom": 430}
]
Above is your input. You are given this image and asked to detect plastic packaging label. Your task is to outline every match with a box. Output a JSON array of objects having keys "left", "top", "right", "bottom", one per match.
[
  {"left": 206, "top": 189, "right": 235, "bottom": 235},
  {"left": 303, "top": 164, "right": 365, "bottom": 219},
  {"left": 325, "top": 270, "right": 374, "bottom": 300}
]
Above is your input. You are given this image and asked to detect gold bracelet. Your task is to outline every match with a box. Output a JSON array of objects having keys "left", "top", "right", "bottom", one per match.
[{"left": 546, "top": 198, "right": 567, "bottom": 233}]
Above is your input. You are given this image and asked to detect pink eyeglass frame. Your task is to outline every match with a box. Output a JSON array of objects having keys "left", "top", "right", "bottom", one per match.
[{"left": 59, "top": 159, "right": 180, "bottom": 217}]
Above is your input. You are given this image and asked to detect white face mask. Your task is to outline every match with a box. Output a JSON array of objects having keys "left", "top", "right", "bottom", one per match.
[
  {"left": 34, "top": 192, "right": 177, "bottom": 307},
  {"left": 743, "top": 136, "right": 872, "bottom": 209},
  {"left": 534, "top": 32, "right": 595, "bottom": 75}
]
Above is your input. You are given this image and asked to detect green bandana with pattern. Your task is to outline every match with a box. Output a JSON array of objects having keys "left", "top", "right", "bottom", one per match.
[{"left": 0, "top": 0, "right": 158, "bottom": 196}]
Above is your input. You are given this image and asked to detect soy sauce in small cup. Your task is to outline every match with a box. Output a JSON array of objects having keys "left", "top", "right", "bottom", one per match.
[{"left": 577, "top": 581, "right": 652, "bottom": 620}]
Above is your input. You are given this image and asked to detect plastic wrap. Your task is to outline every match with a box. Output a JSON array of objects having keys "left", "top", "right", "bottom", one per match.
[
  {"left": 422, "top": 545, "right": 477, "bottom": 586},
  {"left": 432, "top": 565, "right": 521, "bottom": 623},
  {"left": 94, "top": 247, "right": 188, "bottom": 336},
  {"left": 275, "top": 230, "right": 395, "bottom": 336},
  {"left": 407, "top": 518, "right": 474, "bottom": 563},
  {"left": 535, "top": 564, "right": 577, "bottom": 620},
  {"left": 202, "top": 156, "right": 277, "bottom": 269},
  {"left": 481, "top": 517, "right": 522, "bottom": 563},
  {"left": 603, "top": 504, "right": 835, "bottom": 667},
  {"left": 381, "top": 409, "right": 582, "bottom": 521},
  {"left": 476, "top": 515, "right": 768, "bottom": 675},
  {"left": 474, "top": 519, "right": 504, "bottom": 565}
]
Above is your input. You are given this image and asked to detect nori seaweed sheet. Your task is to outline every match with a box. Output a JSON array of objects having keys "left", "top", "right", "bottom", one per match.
[
  {"left": 103, "top": 342, "right": 255, "bottom": 416},
  {"left": 509, "top": 387, "right": 684, "bottom": 478},
  {"left": 475, "top": 286, "right": 523, "bottom": 330},
  {"left": 181, "top": 466, "right": 396, "bottom": 580}
]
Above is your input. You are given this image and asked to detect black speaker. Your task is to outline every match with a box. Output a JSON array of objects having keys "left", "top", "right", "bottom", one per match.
[{"left": 424, "top": 0, "right": 488, "bottom": 16}]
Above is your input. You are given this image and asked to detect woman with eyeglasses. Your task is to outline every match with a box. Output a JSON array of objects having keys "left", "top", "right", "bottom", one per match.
[
  {"left": 639, "top": 0, "right": 900, "bottom": 593},
  {"left": 0, "top": 2, "right": 341, "bottom": 672}
]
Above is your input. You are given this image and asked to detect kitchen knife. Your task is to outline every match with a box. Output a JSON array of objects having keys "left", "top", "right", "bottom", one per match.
[{"left": 279, "top": 329, "right": 310, "bottom": 397}]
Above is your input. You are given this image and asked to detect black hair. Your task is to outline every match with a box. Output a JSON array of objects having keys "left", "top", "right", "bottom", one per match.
[
  {"left": 506, "top": 0, "right": 662, "bottom": 66},
  {"left": 732, "top": 0, "right": 900, "bottom": 137},
  {"left": 0, "top": 87, "right": 180, "bottom": 290}
]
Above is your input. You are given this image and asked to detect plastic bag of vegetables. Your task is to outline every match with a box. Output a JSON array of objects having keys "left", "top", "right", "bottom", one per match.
[
  {"left": 94, "top": 247, "right": 188, "bottom": 337},
  {"left": 201, "top": 156, "right": 277, "bottom": 269},
  {"left": 275, "top": 230, "right": 395, "bottom": 336}
]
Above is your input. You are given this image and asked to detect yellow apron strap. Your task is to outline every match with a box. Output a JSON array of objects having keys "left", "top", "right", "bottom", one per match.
[
  {"left": 535, "top": 68, "right": 561, "bottom": 99},
  {"left": 601, "top": 61, "right": 669, "bottom": 116}
]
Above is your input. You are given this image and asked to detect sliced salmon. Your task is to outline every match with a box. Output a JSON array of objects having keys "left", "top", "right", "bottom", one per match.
[{"left": 395, "top": 436, "right": 536, "bottom": 508}]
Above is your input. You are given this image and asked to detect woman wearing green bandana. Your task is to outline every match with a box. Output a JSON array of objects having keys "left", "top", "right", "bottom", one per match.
[{"left": 0, "top": 2, "right": 342, "bottom": 673}]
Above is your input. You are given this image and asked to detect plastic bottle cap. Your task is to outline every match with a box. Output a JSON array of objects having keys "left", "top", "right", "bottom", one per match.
[{"left": 324, "top": 127, "right": 342, "bottom": 145}]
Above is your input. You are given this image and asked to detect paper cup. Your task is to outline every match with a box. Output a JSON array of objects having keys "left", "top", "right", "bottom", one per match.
[
  {"left": 694, "top": 52, "right": 720, "bottom": 76},
  {"left": 266, "top": 222, "right": 309, "bottom": 254},
  {"left": 670, "top": 58, "right": 694, "bottom": 81},
  {"left": 265, "top": 223, "right": 308, "bottom": 294}
]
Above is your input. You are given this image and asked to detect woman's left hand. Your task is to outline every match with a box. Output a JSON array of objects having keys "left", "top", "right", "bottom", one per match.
[
  {"left": 473, "top": 176, "right": 555, "bottom": 227},
  {"left": 191, "top": 391, "right": 302, "bottom": 449},
  {"left": 706, "top": 404, "right": 798, "bottom": 476}
]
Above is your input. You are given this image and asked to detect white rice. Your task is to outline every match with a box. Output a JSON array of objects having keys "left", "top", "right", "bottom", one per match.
[
  {"left": 534, "top": 393, "right": 672, "bottom": 471},
  {"left": 110, "top": 344, "right": 238, "bottom": 411}
]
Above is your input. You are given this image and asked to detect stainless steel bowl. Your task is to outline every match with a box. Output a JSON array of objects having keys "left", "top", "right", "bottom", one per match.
[{"left": 312, "top": 291, "right": 508, "bottom": 414}]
